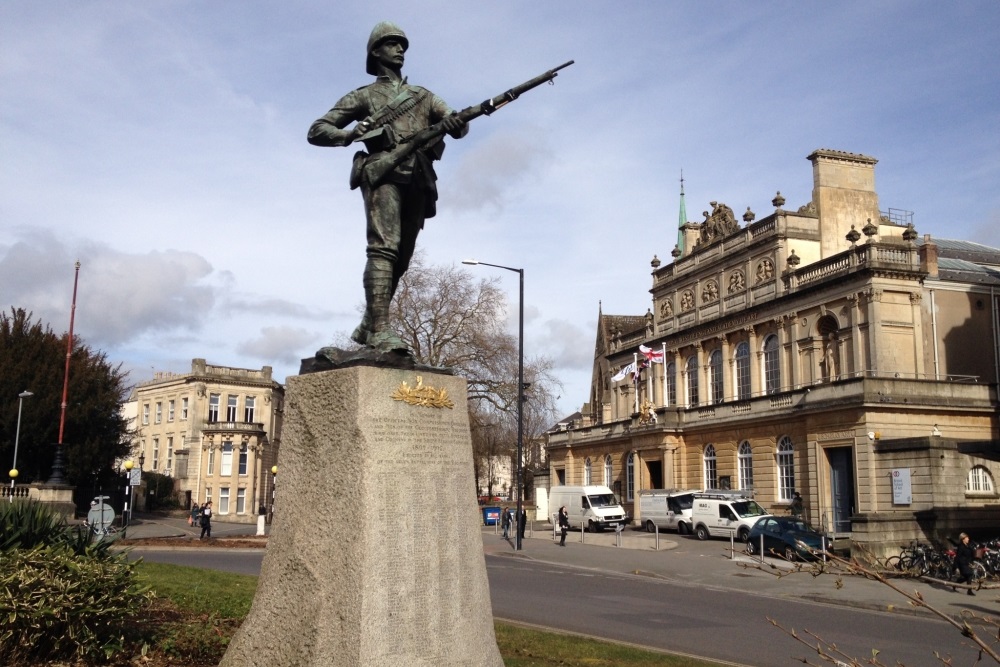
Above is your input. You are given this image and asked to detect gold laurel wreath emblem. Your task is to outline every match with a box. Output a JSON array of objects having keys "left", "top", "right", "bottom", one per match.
[{"left": 391, "top": 376, "right": 454, "bottom": 409}]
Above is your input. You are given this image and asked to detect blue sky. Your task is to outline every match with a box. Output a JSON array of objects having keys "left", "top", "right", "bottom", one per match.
[{"left": 2, "top": 1, "right": 998, "bottom": 417}]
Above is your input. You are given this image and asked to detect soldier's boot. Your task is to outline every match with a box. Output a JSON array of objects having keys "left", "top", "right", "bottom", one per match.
[
  {"left": 350, "top": 311, "right": 371, "bottom": 346},
  {"left": 365, "top": 267, "right": 410, "bottom": 354}
]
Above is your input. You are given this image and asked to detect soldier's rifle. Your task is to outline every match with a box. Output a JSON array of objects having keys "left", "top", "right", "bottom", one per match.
[{"left": 361, "top": 60, "right": 574, "bottom": 187}]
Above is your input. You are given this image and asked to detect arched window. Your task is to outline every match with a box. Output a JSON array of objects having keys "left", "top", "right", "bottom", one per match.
[
  {"left": 763, "top": 335, "right": 780, "bottom": 395},
  {"left": 709, "top": 350, "right": 724, "bottom": 404},
  {"left": 703, "top": 444, "right": 718, "bottom": 490},
  {"left": 734, "top": 341, "right": 751, "bottom": 400},
  {"left": 686, "top": 356, "right": 699, "bottom": 406},
  {"left": 967, "top": 465, "right": 995, "bottom": 494},
  {"left": 666, "top": 362, "right": 677, "bottom": 406},
  {"left": 584, "top": 457, "right": 592, "bottom": 486},
  {"left": 738, "top": 441, "right": 753, "bottom": 491},
  {"left": 604, "top": 455, "right": 613, "bottom": 487},
  {"left": 625, "top": 452, "right": 635, "bottom": 501},
  {"left": 776, "top": 436, "right": 795, "bottom": 500}
]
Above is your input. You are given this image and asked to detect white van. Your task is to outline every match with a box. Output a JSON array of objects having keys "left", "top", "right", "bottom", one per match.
[
  {"left": 549, "top": 485, "right": 628, "bottom": 532},
  {"left": 691, "top": 491, "right": 771, "bottom": 542},
  {"left": 637, "top": 489, "right": 699, "bottom": 535}
]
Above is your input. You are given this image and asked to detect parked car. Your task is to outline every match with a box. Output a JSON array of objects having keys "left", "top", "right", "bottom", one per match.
[
  {"left": 549, "top": 485, "right": 628, "bottom": 532},
  {"left": 745, "top": 516, "right": 829, "bottom": 561},
  {"left": 691, "top": 491, "right": 770, "bottom": 542},
  {"left": 638, "top": 489, "right": 699, "bottom": 535}
]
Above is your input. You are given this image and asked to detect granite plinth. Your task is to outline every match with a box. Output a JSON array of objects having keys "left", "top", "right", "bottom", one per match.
[{"left": 219, "top": 365, "right": 503, "bottom": 667}]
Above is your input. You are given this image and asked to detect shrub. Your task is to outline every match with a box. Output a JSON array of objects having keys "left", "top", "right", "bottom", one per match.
[
  {"left": 0, "top": 544, "right": 153, "bottom": 663},
  {"left": 0, "top": 499, "right": 113, "bottom": 558}
]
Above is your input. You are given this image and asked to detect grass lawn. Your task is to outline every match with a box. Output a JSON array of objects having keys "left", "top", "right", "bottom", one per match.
[{"left": 136, "top": 561, "right": 729, "bottom": 666}]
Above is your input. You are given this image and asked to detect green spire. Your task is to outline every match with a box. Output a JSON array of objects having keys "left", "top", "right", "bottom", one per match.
[{"left": 676, "top": 171, "right": 687, "bottom": 257}]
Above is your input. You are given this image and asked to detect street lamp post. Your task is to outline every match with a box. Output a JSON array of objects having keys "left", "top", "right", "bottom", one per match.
[
  {"left": 462, "top": 259, "right": 524, "bottom": 551},
  {"left": 8, "top": 390, "right": 33, "bottom": 502},
  {"left": 270, "top": 465, "right": 278, "bottom": 524},
  {"left": 122, "top": 460, "right": 134, "bottom": 537},
  {"left": 134, "top": 451, "right": 145, "bottom": 523}
]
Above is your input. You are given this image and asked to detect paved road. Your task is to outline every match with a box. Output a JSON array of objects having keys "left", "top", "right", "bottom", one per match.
[
  {"left": 131, "top": 517, "right": 996, "bottom": 666},
  {"left": 488, "top": 555, "right": 982, "bottom": 666}
]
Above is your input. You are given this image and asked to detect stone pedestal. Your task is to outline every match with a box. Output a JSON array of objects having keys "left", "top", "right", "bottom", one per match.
[
  {"left": 29, "top": 483, "right": 76, "bottom": 519},
  {"left": 220, "top": 365, "right": 503, "bottom": 667}
]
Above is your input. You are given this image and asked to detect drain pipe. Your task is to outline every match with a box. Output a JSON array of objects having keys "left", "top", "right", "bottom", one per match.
[
  {"left": 993, "top": 287, "right": 998, "bottom": 385},
  {"left": 930, "top": 289, "right": 940, "bottom": 380}
]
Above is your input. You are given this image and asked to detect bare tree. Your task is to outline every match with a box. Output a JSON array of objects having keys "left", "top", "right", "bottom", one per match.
[{"left": 388, "top": 253, "right": 560, "bottom": 497}]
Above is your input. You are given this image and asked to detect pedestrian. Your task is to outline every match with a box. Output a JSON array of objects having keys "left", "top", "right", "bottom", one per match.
[
  {"left": 199, "top": 501, "right": 213, "bottom": 540},
  {"left": 501, "top": 505, "right": 510, "bottom": 539},
  {"left": 954, "top": 532, "right": 977, "bottom": 595},
  {"left": 189, "top": 502, "right": 199, "bottom": 527},
  {"left": 558, "top": 506, "right": 570, "bottom": 546},
  {"left": 789, "top": 492, "right": 804, "bottom": 517},
  {"left": 518, "top": 508, "right": 527, "bottom": 541},
  {"left": 307, "top": 21, "right": 468, "bottom": 356}
]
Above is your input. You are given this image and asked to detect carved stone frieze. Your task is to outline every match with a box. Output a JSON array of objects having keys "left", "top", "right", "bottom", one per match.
[
  {"left": 659, "top": 299, "right": 674, "bottom": 318},
  {"left": 680, "top": 290, "right": 695, "bottom": 312},
  {"left": 728, "top": 270, "right": 746, "bottom": 293},
  {"left": 754, "top": 258, "right": 774, "bottom": 284},
  {"left": 701, "top": 280, "right": 720, "bottom": 303}
]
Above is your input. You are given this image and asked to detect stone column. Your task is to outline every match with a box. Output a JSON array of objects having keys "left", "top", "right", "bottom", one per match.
[
  {"left": 746, "top": 326, "right": 759, "bottom": 396},
  {"left": 719, "top": 334, "right": 731, "bottom": 402},
  {"left": 849, "top": 292, "right": 863, "bottom": 377}
]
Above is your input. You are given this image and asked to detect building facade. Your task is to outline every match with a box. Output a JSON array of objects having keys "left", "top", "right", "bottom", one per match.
[
  {"left": 547, "top": 149, "right": 1000, "bottom": 557},
  {"left": 126, "top": 358, "right": 284, "bottom": 523}
]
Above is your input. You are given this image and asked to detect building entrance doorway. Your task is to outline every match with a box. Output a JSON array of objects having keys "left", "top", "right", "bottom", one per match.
[
  {"left": 646, "top": 460, "right": 663, "bottom": 489},
  {"left": 826, "top": 447, "right": 855, "bottom": 534}
]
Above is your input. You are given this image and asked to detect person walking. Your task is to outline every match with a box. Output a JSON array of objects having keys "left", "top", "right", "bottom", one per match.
[
  {"left": 789, "top": 492, "right": 804, "bottom": 517},
  {"left": 199, "top": 501, "right": 213, "bottom": 540},
  {"left": 189, "top": 502, "right": 200, "bottom": 527},
  {"left": 518, "top": 508, "right": 527, "bottom": 541},
  {"left": 501, "top": 506, "right": 511, "bottom": 539},
  {"left": 558, "top": 506, "right": 570, "bottom": 546},
  {"left": 954, "top": 532, "right": 977, "bottom": 595}
]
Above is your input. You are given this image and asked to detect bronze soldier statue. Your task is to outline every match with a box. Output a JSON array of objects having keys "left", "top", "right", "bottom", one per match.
[{"left": 308, "top": 21, "right": 468, "bottom": 356}]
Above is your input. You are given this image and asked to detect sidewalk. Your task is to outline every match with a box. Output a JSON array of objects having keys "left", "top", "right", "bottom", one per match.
[
  {"left": 116, "top": 513, "right": 267, "bottom": 540},
  {"left": 483, "top": 521, "right": 1000, "bottom": 623}
]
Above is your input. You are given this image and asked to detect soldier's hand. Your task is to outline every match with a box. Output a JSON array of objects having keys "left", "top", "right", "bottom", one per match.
[
  {"left": 442, "top": 113, "right": 466, "bottom": 138},
  {"left": 349, "top": 118, "right": 374, "bottom": 142}
]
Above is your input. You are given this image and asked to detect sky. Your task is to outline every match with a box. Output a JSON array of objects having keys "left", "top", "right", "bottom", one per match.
[{"left": 2, "top": 1, "right": 999, "bottom": 419}]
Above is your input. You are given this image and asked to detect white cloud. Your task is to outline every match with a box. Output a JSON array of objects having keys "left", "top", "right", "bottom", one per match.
[{"left": 3, "top": 0, "right": 999, "bottom": 413}]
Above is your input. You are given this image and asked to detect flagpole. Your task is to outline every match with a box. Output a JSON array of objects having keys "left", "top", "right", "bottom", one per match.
[
  {"left": 633, "top": 353, "right": 639, "bottom": 414},
  {"left": 646, "top": 355, "right": 653, "bottom": 407},
  {"left": 661, "top": 343, "right": 668, "bottom": 407}
]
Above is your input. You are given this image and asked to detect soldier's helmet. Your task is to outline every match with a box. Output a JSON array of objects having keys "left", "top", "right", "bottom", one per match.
[{"left": 366, "top": 21, "right": 409, "bottom": 75}]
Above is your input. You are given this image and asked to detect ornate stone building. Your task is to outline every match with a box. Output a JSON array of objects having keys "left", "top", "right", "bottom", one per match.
[
  {"left": 547, "top": 149, "right": 1000, "bottom": 557},
  {"left": 126, "top": 358, "right": 284, "bottom": 523}
]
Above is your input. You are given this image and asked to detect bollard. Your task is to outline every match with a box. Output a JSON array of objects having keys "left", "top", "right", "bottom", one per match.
[
  {"left": 581, "top": 523, "right": 585, "bottom": 544},
  {"left": 655, "top": 523, "right": 660, "bottom": 551},
  {"left": 822, "top": 535, "right": 827, "bottom": 563},
  {"left": 759, "top": 534, "right": 765, "bottom": 563},
  {"left": 615, "top": 523, "right": 623, "bottom": 547},
  {"left": 730, "top": 531, "right": 736, "bottom": 559}
]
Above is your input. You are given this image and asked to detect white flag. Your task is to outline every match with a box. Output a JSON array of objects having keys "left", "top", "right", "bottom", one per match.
[{"left": 611, "top": 361, "right": 636, "bottom": 382}]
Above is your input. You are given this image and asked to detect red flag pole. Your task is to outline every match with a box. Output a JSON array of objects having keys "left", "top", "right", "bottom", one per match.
[
  {"left": 47, "top": 261, "right": 80, "bottom": 485},
  {"left": 58, "top": 261, "right": 81, "bottom": 444}
]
